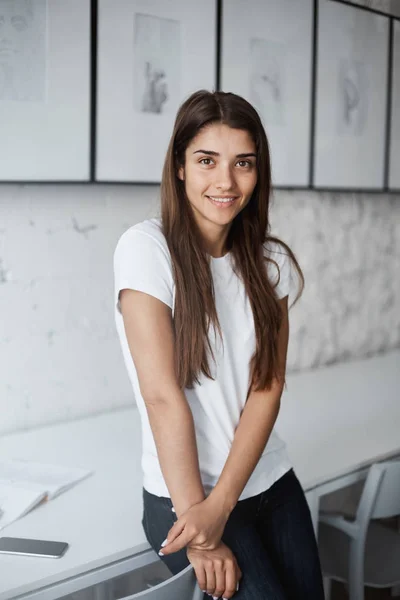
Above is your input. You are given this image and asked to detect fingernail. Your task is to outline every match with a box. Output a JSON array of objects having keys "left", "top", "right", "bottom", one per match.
[
  {"left": 236, "top": 582, "right": 240, "bottom": 590},
  {"left": 172, "top": 507, "right": 176, "bottom": 513},
  {"left": 158, "top": 550, "right": 164, "bottom": 556},
  {"left": 213, "top": 597, "right": 219, "bottom": 600},
  {"left": 161, "top": 538, "right": 168, "bottom": 547}
]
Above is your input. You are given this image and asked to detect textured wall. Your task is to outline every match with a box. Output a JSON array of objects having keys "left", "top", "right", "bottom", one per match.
[
  {"left": 1, "top": 184, "right": 399, "bottom": 434},
  {"left": 271, "top": 189, "right": 400, "bottom": 368}
]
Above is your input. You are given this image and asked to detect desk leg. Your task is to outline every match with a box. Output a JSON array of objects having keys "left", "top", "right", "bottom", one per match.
[
  {"left": 93, "top": 581, "right": 113, "bottom": 600},
  {"left": 305, "top": 489, "right": 319, "bottom": 538}
]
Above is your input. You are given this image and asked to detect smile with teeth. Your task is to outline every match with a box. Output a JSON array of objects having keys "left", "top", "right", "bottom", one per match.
[{"left": 207, "top": 195, "right": 237, "bottom": 205}]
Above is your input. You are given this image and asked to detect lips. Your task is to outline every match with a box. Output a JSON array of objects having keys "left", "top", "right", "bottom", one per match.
[
  {"left": 207, "top": 195, "right": 238, "bottom": 208},
  {"left": 207, "top": 195, "right": 238, "bottom": 202},
  {"left": 207, "top": 195, "right": 237, "bottom": 200}
]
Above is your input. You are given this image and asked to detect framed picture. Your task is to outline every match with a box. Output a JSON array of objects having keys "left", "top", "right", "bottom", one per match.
[
  {"left": 220, "top": 0, "right": 314, "bottom": 188},
  {"left": 313, "top": 0, "right": 389, "bottom": 189},
  {"left": 0, "top": 0, "right": 91, "bottom": 182},
  {"left": 95, "top": 0, "right": 217, "bottom": 183},
  {"left": 389, "top": 19, "right": 400, "bottom": 190}
]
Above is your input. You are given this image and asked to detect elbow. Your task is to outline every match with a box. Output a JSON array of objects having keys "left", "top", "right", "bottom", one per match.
[{"left": 141, "top": 384, "right": 182, "bottom": 408}]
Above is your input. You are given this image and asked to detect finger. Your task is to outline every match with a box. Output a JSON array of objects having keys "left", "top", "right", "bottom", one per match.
[
  {"left": 159, "top": 530, "right": 191, "bottom": 555},
  {"left": 204, "top": 561, "right": 216, "bottom": 597},
  {"left": 163, "top": 519, "right": 185, "bottom": 546},
  {"left": 193, "top": 564, "right": 207, "bottom": 595},
  {"left": 235, "top": 564, "right": 242, "bottom": 593},
  {"left": 221, "top": 562, "right": 237, "bottom": 599},
  {"left": 213, "top": 561, "right": 225, "bottom": 599}
]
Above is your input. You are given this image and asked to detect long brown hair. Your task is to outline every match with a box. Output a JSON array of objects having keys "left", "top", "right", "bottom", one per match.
[{"left": 160, "top": 90, "right": 304, "bottom": 393}]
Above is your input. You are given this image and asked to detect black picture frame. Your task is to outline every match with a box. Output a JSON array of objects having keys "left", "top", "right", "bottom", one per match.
[
  {"left": 313, "top": 0, "right": 390, "bottom": 190},
  {"left": 95, "top": 0, "right": 218, "bottom": 184}
]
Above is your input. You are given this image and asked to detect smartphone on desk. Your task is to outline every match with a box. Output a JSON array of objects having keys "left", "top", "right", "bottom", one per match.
[{"left": 0, "top": 536, "right": 69, "bottom": 558}]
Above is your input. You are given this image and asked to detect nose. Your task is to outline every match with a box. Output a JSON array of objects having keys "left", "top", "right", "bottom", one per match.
[{"left": 215, "top": 162, "right": 235, "bottom": 191}]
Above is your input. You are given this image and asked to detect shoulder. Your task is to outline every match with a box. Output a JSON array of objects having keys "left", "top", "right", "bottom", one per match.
[
  {"left": 263, "top": 239, "right": 294, "bottom": 301},
  {"left": 114, "top": 218, "right": 170, "bottom": 262},
  {"left": 115, "top": 217, "right": 168, "bottom": 251},
  {"left": 263, "top": 239, "right": 290, "bottom": 267},
  {"left": 113, "top": 218, "right": 174, "bottom": 311}
]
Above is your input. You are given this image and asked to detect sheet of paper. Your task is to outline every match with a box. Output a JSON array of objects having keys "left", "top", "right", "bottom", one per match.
[
  {"left": 0, "top": 460, "right": 93, "bottom": 500},
  {"left": 0, "top": 482, "right": 47, "bottom": 530}
]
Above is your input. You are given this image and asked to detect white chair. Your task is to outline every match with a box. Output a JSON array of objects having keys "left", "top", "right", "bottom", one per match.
[
  {"left": 318, "top": 459, "right": 400, "bottom": 600},
  {"left": 118, "top": 563, "right": 204, "bottom": 600}
]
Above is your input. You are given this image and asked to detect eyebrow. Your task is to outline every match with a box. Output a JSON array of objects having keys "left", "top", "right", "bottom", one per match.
[{"left": 193, "top": 149, "right": 257, "bottom": 158}]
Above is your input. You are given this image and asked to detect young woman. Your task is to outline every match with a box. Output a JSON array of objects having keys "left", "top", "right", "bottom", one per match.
[{"left": 114, "top": 90, "right": 324, "bottom": 600}]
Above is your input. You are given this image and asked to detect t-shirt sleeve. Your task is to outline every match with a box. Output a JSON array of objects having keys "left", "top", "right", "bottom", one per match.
[
  {"left": 264, "top": 241, "right": 297, "bottom": 301},
  {"left": 113, "top": 228, "right": 174, "bottom": 314}
]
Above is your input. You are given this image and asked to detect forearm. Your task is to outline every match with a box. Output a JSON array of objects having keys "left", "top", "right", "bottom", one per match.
[
  {"left": 209, "top": 382, "right": 283, "bottom": 514},
  {"left": 145, "top": 394, "right": 206, "bottom": 517}
]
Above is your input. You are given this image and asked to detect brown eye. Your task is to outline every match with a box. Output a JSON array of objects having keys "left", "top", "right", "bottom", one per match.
[{"left": 199, "top": 158, "right": 213, "bottom": 165}]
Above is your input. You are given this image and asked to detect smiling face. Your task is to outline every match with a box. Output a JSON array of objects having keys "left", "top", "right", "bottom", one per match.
[{"left": 178, "top": 123, "right": 258, "bottom": 256}]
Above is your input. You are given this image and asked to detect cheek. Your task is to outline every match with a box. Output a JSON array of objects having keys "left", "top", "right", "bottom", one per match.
[
  {"left": 185, "top": 169, "right": 209, "bottom": 195},
  {"left": 242, "top": 173, "right": 257, "bottom": 196}
]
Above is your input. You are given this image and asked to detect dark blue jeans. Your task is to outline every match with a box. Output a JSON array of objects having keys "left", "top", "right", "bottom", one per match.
[{"left": 141, "top": 468, "right": 325, "bottom": 599}]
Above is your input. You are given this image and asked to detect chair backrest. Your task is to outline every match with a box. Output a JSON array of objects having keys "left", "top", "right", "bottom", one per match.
[
  {"left": 356, "top": 459, "right": 400, "bottom": 526},
  {"left": 370, "top": 459, "right": 400, "bottom": 519},
  {"left": 120, "top": 563, "right": 203, "bottom": 600}
]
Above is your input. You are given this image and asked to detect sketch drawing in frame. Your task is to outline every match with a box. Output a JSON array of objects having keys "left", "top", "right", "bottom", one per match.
[
  {"left": 336, "top": 58, "right": 368, "bottom": 137},
  {"left": 96, "top": 0, "right": 217, "bottom": 183},
  {"left": 249, "top": 37, "right": 287, "bottom": 129},
  {"left": 0, "top": 0, "right": 47, "bottom": 103},
  {"left": 0, "top": 0, "right": 91, "bottom": 182},
  {"left": 133, "top": 12, "right": 180, "bottom": 115},
  {"left": 220, "top": 0, "right": 314, "bottom": 188},
  {"left": 313, "top": 0, "right": 389, "bottom": 189}
]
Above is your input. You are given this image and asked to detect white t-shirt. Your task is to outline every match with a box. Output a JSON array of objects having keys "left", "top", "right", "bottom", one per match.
[{"left": 114, "top": 218, "right": 295, "bottom": 500}]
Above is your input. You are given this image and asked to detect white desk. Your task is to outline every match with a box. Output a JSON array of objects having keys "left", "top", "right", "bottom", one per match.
[
  {"left": 1, "top": 350, "right": 399, "bottom": 600},
  {"left": 276, "top": 350, "right": 400, "bottom": 532}
]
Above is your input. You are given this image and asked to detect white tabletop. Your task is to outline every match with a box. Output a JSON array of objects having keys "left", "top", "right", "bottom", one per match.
[
  {"left": 0, "top": 410, "right": 147, "bottom": 600},
  {"left": 1, "top": 350, "right": 399, "bottom": 599},
  {"left": 276, "top": 349, "right": 400, "bottom": 489}
]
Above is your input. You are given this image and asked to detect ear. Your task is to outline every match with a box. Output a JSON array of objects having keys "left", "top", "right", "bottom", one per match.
[{"left": 177, "top": 165, "right": 185, "bottom": 181}]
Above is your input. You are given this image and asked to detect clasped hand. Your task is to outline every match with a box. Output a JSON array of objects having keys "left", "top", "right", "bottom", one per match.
[
  {"left": 159, "top": 494, "right": 229, "bottom": 555},
  {"left": 160, "top": 496, "right": 242, "bottom": 598}
]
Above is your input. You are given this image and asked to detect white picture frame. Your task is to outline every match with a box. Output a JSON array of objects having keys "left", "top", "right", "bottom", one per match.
[
  {"left": 314, "top": 0, "right": 389, "bottom": 189},
  {"left": 0, "top": 0, "right": 91, "bottom": 182},
  {"left": 220, "top": 0, "right": 314, "bottom": 188},
  {"left": 389, "top": 19, "right": 400, "bottom": 190},
  {"left": 95, "top": 0, "right": 217, "bottom": 183}
]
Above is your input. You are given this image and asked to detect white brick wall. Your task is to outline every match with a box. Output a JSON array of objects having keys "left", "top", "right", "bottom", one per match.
[{"left": 0, "top": 184, "right": 399, "bottom": 434}]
